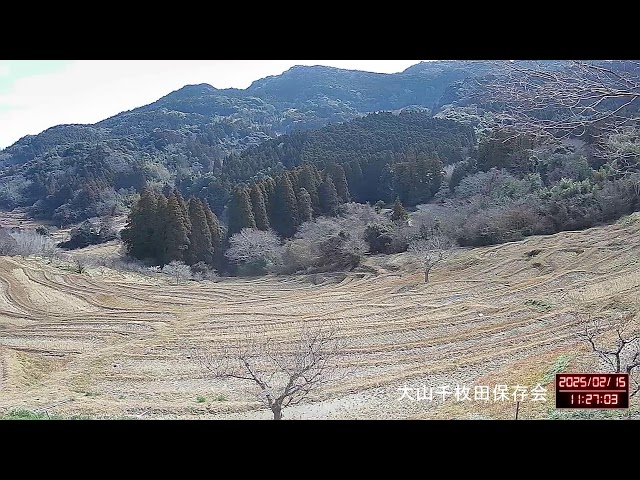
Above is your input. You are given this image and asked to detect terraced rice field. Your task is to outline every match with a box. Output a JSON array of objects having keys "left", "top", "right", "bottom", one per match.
[{"left": 0, "top": 214, "right": 639, "bottom": 419}]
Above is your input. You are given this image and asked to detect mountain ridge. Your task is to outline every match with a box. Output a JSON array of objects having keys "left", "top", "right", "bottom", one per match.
[
  {"left": 0, "top": 62, "right": 483, "bottom": 153},
  {"left": 0, "top": 60, "right": 570, "bottom": 225}
]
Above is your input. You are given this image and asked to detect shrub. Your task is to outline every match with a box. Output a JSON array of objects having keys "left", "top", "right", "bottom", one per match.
[
  {"left": 456, "top": 202, "right": 551, "bottom": 247},
  {"left": 9, "top": 230, "right": 57, "bottom": 257},
  {"left": 162, "top": 260, "right": 192, "bottom": 284},
  {"left": 364, "top": 223, "right": 394, "bottom": 254},
  {"left": 596, "top": 178, "right": 639, "bottom": 222},
  {"left": 35, "top": 226, "right": 51, "bottom": 236},
  {"left": 0, "top": 227, "right": 18, "bottom": 255},
  {"left": 190, "top": 261, "right": 218, "bottom": 281},
  {"left": 58, "top": 217, "right": 117, "bottom": 250}
]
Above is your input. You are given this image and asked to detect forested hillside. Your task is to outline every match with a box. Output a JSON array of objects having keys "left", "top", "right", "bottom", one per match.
[
  {"left": 0, "top": 60, "right": 524, "bottom": 225},
  {"left": 119, "top": 112, "right": 477, "bottom": 272},
  {"left": 177, "top": 111, "right": 476, "bottom": 216},
  {"left": 2, "top": 60, "right": 639, "bottom": 277}
]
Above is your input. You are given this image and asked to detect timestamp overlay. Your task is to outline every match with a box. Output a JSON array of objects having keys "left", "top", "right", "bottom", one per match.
[{"left": 555, "top": 373, "right": 629, "bottom": 409}]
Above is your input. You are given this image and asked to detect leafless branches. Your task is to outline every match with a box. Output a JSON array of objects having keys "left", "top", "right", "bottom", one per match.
[
  {"left": 225, "top": 228, "right": 285, "bottom": 271},
  {"left": 408, "top": 235, "right": 455, "bottom": 283},
  {"left": 197, "top": 322, "right": 345, "bottom": 419},
  {"left": 0, "top": 227, "right": 17, "bottom": 255},
  {"left": 7, "top": 229, "right": 57, "bottom": 257},
  {"left": 580, "top": 314, "right": 640, "bottom": 397},
  {"left": 161, "top": 260, "right": 191, "bottom": 284},
  {"left": 72, "top": 254, "right": 90, "bottom": 274},
  {"left": 481, "top": 61, "right": 640, "bottom": 140}
]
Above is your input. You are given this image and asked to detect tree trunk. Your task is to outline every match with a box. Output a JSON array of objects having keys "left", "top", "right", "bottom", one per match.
[{"left": 272, "top": 405, "right": 282, "bottom": 420}]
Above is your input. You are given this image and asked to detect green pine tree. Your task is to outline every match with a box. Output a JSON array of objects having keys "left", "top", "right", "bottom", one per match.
[
  {"left": 121, "top": 186, "right": 158, "bottom": 260},
  {"left": 377, "top": 163, "right": 395, "bottom": 203},
  {"left": 250, "top": 183, "right": 270, "bottom": 231},
  {"left": 227, "top": 186, "right": 256, "bottom": 236},
  {"left": 348, "top": 160, "right": 364, "bottom": 202},
  {"left": 187, "top": 197, "right": 213, "bottom": 266},
  {"left": 162, "top": 193, "right": 191, "bottom": 264},
  {"left": 297, "top": 188, "right": 313, "bottom": 224},
  {"left": 298, "top": 164, "right": 321, "bottom": 214},
  {"left": 270, "top": 173, "right": 299, "bottom": 237},
  {"left": 262, "top": 177, "right": 277, "bottom": 219},
  {"left": 391, "top": 197, "right": 408, "bottom": 223},
  {"left": 288, "top": 168, "right": 300, "bottom": 193},
  {"left": 318, "top": 177, "right": 340, "bottom": 216},
  {"left": 330, "top": 164, "right": 351, "bottom": 203},
  {"left": 174, "top": 189, "right": 191, "bottom": 234},
  {"left": 202, "top": 198, "right": 223, "bottom": 268},
  {"left": 154, "top": 193, "right": 169, "bottom": 263}
]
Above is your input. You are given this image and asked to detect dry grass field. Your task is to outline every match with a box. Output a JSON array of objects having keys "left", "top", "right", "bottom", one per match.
[{"left": 1, "top": 212, "right": 639, "bottom": 419}]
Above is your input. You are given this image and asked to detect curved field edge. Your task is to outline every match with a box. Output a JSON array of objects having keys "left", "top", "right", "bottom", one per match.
[{"left": 0, "top": 213, "right": 639, "bottom": 419}]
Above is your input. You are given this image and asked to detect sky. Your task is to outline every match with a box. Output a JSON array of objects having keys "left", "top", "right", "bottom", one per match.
[{"left": 0, "top": 60, "right": 427, "bottom": 151}]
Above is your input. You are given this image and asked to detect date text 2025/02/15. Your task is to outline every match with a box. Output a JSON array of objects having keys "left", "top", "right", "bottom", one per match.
[{"left": 555, "top": 373, "right": 629, "bottom": 409}]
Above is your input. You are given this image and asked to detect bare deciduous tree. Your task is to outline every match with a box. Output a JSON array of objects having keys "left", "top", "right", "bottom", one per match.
[
  {"left": 9, "top": 229, "right": 57, "bottom": 257},
  {"left": 97, "top": 215, "right": 116, "bottom": 237},
  {"left": 225, "top": 228, "right": 284, "bottom": 272},
  {"left": 72, "top": 255, "right": 90, "bottom": 274},
  {"left": 478, "top": 60, "right": 640, "bottom": 179},
  {"left": 290, "top": 212, "right": 373, "bottom": 271},
  {"left": 482, "top": 61, "right": 640, "bottom": 139},
  {"left": 162, "top": 260, "right": 191, "bottom": 285},
  {"left": 580, "top": 314, "right": 640, "bottom": 398},
  {"left": 408, "top": 235, "right": 455, "bottom": 283},
  {"left": 198, "top": 323, "right": 344, "bottom": 420}
]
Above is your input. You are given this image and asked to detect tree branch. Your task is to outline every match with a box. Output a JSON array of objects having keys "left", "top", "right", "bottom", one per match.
[{"left": 196, "top": 322, "right": 343, "bottom": 418}]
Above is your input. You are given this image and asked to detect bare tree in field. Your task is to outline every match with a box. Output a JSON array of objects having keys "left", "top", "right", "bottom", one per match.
[
  {"left": 408, "top": 235, "right": 454, "bottom": 283},
  {"left": 72, "top": 254, "right": 90, "bottom": 274},
  {"left": 162, "top": 260, "right": 191, "bottom": 285},
  {"left": 580, "top": 314, "right": 640, "bottom": 398},
  {"left": 198, "top": 323, "right": 343, "bottom": 420}
]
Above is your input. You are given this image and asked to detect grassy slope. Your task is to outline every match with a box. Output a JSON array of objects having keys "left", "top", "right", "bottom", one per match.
[{"left": 0, "top": 212, "right": 638, "bottom": 419}]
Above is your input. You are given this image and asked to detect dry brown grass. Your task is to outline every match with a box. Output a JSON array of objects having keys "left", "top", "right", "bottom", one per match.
[{"left": 0, "top": 212, "right": 639, "bottom": 419}]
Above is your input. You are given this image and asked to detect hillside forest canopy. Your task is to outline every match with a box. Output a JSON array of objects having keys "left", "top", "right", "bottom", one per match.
[{"left": 0, "top": 60, "right": 638, "bottom": 277}]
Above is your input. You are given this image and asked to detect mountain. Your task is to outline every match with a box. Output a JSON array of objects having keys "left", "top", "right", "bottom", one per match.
[{"left": 0, "top": 60, "right": 566, "bottom": 225}]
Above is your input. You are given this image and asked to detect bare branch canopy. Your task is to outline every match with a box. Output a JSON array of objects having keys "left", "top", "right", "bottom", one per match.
[{"left": 197, "top": 322, "right": 345, "bottom": 419}]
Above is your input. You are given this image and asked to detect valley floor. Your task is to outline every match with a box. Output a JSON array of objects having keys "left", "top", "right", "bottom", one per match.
[{"left": 1, "top": 214, "right": 639, "bottom": 419}]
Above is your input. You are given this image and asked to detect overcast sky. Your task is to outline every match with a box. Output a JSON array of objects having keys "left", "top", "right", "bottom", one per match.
[{"left": 0, "top": 60, "right": 427, "bottom": 150}]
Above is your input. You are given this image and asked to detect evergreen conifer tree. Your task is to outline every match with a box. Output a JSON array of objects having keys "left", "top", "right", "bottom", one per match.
[
  {"left": 187, "top": 197, "right": 214, "bottom": 266},
  {"left": 174, "top": 189, "right": 191, "bottom": 234},
  {"left": 271, "top": 173, "right": 299, "bottom": 237},
  {"left": 250, "top": 183, "right": 270, "bottom": 231},
  {"left": 297, "top": 188, "right": 313, "bottom": 224},
  {"left": 262, "top": 177, "right": 277, "bottom": 219},
  {"left": 318, "top": 177, "right": 340, "bottom": 216},
  {"left": 330, "top": 164, "right": 351, "bottom": 203},
  {"left": 154, "top": 193, "right": 169, "bottom": 263},
  {"left": 202, "top": 198, "right": 223, "bottom": 268},
  {"left": 121, "top": 187, "right": 158, "bottom": 260},
  {"left": 391, "top": 197, "right": 409, "bottom": 223},
  {"left": 298, "top": 164, "right": 321, "bottom": 214},
  {"left": 227, "top": 186, "right": 256, "bottom": 236},
  {"left": 162, "top": 193, "right": 191, "bottom": 264}
]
